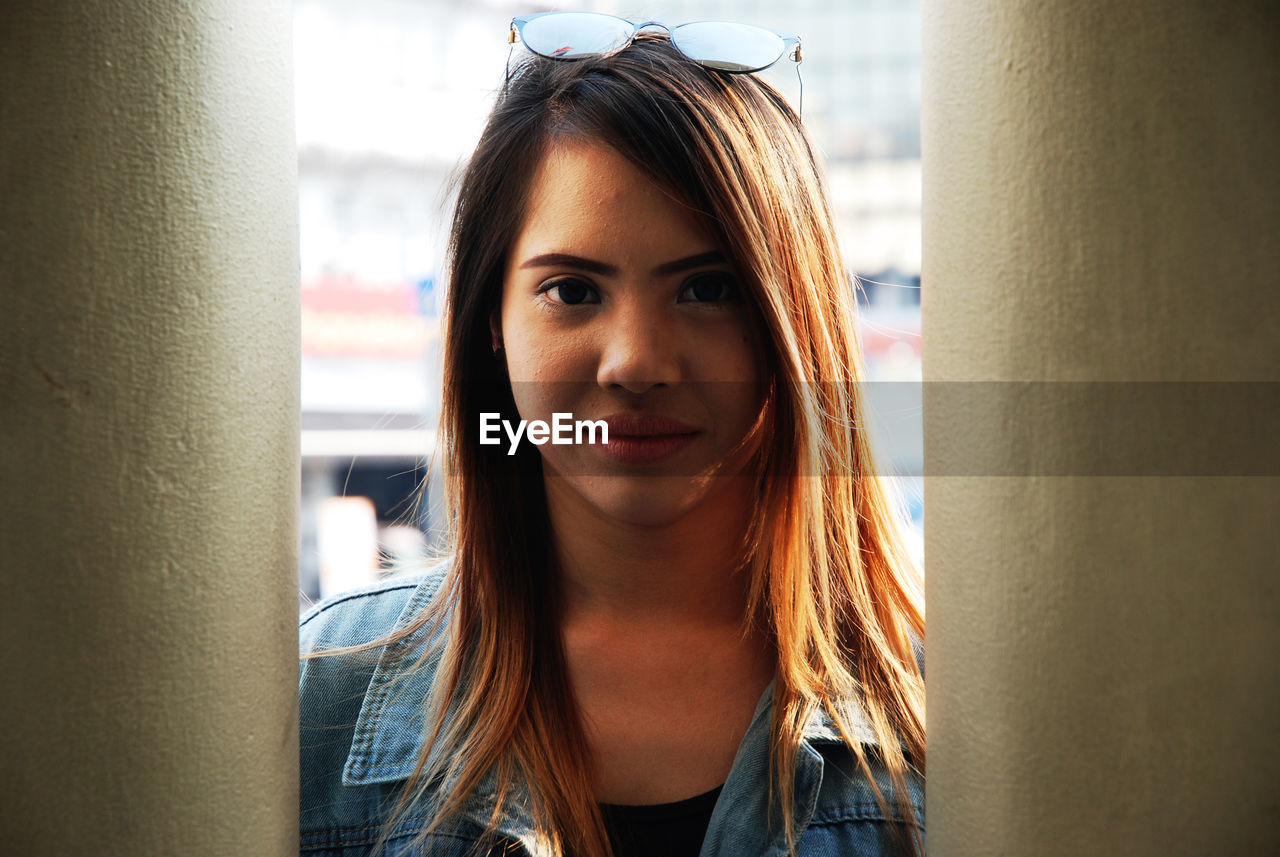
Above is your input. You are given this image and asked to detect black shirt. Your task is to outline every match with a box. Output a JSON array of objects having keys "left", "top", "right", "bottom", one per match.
[{"left": 599, "top": 784, "right": 724, "bottom": 857}]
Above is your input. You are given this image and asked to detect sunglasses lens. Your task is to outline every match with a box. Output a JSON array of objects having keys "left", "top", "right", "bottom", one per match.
[
  {"left": 672, "top": 22, "right": 785, "bottom": 72},
  {"left": 521, "top": 13, "right": 634, "bottom": 59}
]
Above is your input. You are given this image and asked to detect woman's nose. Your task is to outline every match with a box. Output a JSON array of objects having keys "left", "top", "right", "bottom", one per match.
[{"left": 595, "top": 310, "right": 681, "bottom": 394}]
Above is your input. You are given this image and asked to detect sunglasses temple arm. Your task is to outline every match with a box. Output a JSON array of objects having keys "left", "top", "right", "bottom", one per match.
[{"left": 795, "top": 58, "right": 804, "bottom": 119}]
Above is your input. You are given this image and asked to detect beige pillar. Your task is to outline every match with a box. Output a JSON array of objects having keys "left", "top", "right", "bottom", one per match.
[
  {"left": 923, "top": 1, "right": 1279, "bottom": 854},
  {"left": 0, "top": 2, "right": 298, "bottom": 854}
]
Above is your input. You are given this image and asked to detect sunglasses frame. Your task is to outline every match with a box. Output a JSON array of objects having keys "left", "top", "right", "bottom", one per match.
[
  {"left": 510, "top": 12, "right": 801, "bottom": 71},
  {"left": 507, "top": 12, "right": 804, "bottom": 114}
]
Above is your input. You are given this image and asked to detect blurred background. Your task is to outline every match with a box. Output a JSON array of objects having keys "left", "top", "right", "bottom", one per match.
[{"left": 295, "top": 0, "right": 923, "bottom": 606}]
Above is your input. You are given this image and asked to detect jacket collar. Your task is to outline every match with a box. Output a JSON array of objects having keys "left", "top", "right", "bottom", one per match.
[
  {"left": 339, "top": 568, "right": 554, "bottom": 851},
  {"left": 341, "top": 570, "right": 880, "bottom": 855},
  {"left": 340, "top": 568, "right": 446, "bottom": 787}
]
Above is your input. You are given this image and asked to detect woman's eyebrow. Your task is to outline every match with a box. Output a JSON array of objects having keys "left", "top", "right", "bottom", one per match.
[
  {"left": 652, "top": 250, "right": 727, "bottom": 277},
  {"left": 519, "top": 253, "right": 618, "bottom": 276},
  {"left": 517, "top": 250, "right": 727, "bottom": 278}
]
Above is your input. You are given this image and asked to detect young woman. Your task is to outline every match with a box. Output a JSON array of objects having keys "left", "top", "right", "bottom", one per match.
[{"left": 300, "top": 15, "right": 924, "bottom": 857}]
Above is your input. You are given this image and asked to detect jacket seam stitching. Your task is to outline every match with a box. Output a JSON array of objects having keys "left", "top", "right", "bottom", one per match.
[
  {"left": 299, "top": 580, "right": 424, "bottom": 630},
  {"left": 807, "top": 805, "right": 926, "bottom": 827}
]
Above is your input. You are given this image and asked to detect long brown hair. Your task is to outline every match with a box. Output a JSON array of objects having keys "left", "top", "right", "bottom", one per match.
[{"left": 369, "top": 35, "right": 924, "bottom": 856}]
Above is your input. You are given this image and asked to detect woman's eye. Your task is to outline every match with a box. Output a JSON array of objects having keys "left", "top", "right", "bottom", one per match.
[
  {"left": 539, "top": 278, "right": 599, "bottom": 305},
  {"left": 679, "top": 272, "right": 738, "bottom": 303}
]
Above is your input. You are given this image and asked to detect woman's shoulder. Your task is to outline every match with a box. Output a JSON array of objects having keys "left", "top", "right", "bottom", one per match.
[
  {"left": 795, "top": 637, "right": 925, "bottom": 854},
  {"left": 806, "top": 739, "right": 924, "bottom": 817},
  {"left": 298, "top": 558, "right": 457, "bottom": 853},
  {"left": 297, "top": 557, "right": 454, "bottom": 746},
  {"left": 797, "top": 740, "right": 925, "bottom": 857},
  {"left": 299, "top": 557, "right": 452, "bottom": 651}
]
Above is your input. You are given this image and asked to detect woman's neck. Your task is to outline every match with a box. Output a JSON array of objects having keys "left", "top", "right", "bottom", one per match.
[
  {"left": 545, "top": 472, "right": 776, "bottom": 804},
  {"left": 544, "top": 473, "right": 757, "bottom": 627}
]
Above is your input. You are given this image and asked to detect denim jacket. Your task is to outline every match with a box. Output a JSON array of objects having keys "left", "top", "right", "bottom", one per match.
[{"left": 299, "top": 563, "right": 925, "bottom": 856}]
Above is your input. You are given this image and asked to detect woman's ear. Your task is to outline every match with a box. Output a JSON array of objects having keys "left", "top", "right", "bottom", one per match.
[{"left": 488, "top": 308, "right": 503, "bottom": 354}]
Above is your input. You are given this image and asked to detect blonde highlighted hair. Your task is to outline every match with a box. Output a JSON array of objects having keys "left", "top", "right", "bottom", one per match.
[{"left": 354, "top": 35, "right": 923, "bottom": 857}]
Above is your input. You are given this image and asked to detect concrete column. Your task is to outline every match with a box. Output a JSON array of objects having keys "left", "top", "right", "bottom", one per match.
[
  {"left": 1, "top": 2, "right": 298, "bottom": 854},
  {"left": 923, "top": 2, "right": 1278, "bottom": 854}
]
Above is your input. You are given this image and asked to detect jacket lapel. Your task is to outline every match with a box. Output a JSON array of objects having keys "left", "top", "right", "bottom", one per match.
[{"left": 341, "top": 569, "right": 448, "bottom": 786}]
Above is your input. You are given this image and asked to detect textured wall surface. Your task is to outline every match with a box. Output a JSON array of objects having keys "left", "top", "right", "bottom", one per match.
[
  {"left": 923, "top": 1, "right": 1278, "bottom": 855},
  {"left": 0, "top": 2, "right": 299, "bottom": 854}
]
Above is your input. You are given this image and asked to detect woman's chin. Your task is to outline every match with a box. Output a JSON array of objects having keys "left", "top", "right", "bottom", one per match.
[{"left": 547, "top": 472, "right": 719, "bottom": 530}]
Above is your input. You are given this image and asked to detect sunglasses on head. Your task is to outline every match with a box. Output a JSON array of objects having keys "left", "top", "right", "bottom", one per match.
[{"left": 507, "top": 12, "right": 804, "bottom": 114}]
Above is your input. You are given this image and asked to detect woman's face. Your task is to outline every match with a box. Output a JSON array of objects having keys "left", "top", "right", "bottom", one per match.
[{"left": 496, "top": 139, "right": 766, "bottom": 528}]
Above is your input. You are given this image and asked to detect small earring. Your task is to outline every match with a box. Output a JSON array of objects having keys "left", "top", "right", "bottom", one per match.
[{"left": 492, "top": 342, "right": 504, "bottom": 356}]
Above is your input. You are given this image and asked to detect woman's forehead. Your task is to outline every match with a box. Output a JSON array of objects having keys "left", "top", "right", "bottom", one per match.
[{"left": 512, "top": 139, "right": 720, "bottom": 260}]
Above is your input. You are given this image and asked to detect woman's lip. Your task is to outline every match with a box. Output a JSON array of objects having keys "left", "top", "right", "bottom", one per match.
[
  {"left": 598, "top": 413, "right": 701, "bottom": 465},
  {"left": 598, "top": 433, "right": 699, "bottom": 465},
  {"left": 602, "top": 413, "right": 700, "bottom": 437}
]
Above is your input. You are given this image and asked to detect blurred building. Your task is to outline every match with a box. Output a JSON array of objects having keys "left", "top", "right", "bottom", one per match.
[{"left": 294, "top": 0, "right": 507, "bottom": 599}]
